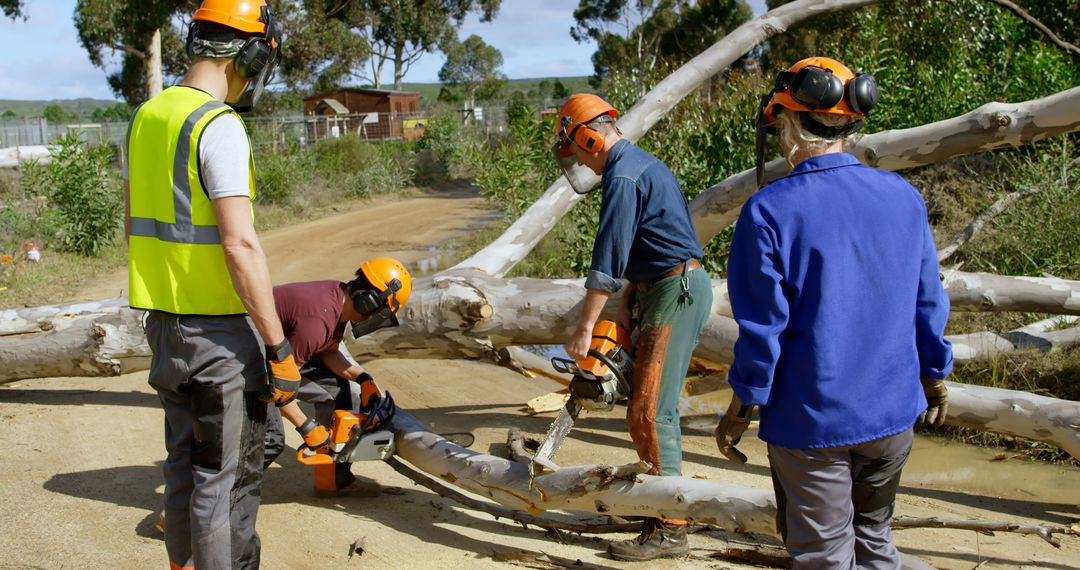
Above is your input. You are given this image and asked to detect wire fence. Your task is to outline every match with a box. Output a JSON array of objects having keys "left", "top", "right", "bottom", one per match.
[
  {"left": 0, "top": 117, "right": 128, "bottom": 149},
  {"left": 1, "top": 105, "right": 513, "bottom": 157}
]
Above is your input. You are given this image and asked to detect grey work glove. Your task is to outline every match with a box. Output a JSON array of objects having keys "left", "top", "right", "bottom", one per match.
[
  {"left": 918, "top": 379, "right": 949, "bottom": 427},
  {"left": 714, "top": 393, "right": 753, "bottom": 464}
]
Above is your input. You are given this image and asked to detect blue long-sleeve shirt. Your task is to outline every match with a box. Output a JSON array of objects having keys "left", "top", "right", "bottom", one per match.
[
  {"left": 585, "top": 140, "right": 705, "bottom": 292},
  {"left": 727, "top": 152, "right": 953, "bottom": 449}
]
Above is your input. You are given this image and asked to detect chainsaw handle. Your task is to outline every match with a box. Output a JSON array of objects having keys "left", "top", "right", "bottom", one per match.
[
  {"left": 295, "top": 442, "right": 335, "bottom": 466},
  {"left": 587, "top": 348, "right": 627, "bottom": 386},
  {"left": 550, "top": 356, "right": 580, "bottom": 375}
]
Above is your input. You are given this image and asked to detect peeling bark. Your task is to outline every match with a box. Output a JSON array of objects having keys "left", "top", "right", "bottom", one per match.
[
  {"left": 943, "top": 381, "right": 1080, "bottom": 458},
  {"left": 691, "top": 87, "right": 1080, "bottom": 243}
]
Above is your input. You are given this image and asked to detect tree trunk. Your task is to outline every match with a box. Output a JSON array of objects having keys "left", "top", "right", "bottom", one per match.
[
  {"left": 144, "top": 28, "right": 163, "bottom": 99},
  {"left": 448, "top": 0, "right": 880, "bottom": 278},
  {"left": 691, "top": 86, "right": 1080, "bottom": 243},
  {"left": 943, "top": 270, "right": 1080, "bottom": 315},
  {"left": 391, "top": 409, "right": 779, "bottom": 533},
  {"left": 393, "top": 41, "right": 405, "bottom": 90},
  {"left": 944, "top": 381, "right": 1080, "bottom": 458}
]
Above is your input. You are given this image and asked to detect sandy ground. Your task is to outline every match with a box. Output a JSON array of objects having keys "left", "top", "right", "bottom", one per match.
[{"left": 2, "top": 187, "right": 1079, "bottom": 569}]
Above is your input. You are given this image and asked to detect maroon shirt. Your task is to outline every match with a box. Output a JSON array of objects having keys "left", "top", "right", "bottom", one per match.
[{"left": 273, "top": 280, "right": 347, "bottom": 367}]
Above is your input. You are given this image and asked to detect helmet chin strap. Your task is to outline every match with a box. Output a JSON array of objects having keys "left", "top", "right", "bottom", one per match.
[{"left": 755, "top": 93, "right": 773, "bottom": 189}]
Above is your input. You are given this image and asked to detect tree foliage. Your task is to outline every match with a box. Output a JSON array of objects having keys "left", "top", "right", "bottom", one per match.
[
  {"left": 275, "top": 0, "right": 370, "bottom": 93},
  {"left": 328, "top": 0, "right": 500, "bottom": 89},
  {"left": 438, "top": 34, "right": 505, "bottom": 107},
  {"left": 762, "top": 0, "right": 1080, "bottom": 132},
  {"left": 572, "top": 0, "right": 751, "bottom": 88},
  {"left": 1, "top": 0, "right": 23, "bottom": 20},
  {"left": 74, "top": 0, "right": 188, "bottom": 105}
]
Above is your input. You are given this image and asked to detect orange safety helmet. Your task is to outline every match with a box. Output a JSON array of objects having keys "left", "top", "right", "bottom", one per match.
[
  {"left": 761, "top": 56, "right": 878, "bottom": 129},
  {"left": 193, "top": 0, "right": 271, "bottom": 34},
  {"left": 554, "top": 93, "right": 619, "bottom": 158},
  {"left": 348, "top": 257, "right": 412, "bottom": 339},
  {"left": 755, "top": 56, "right": 878, "bottom": 188}
]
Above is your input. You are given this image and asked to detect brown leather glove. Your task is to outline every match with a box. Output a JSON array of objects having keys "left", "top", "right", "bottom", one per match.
[
  {"left": 261, "top": 340, "right": 301, "bottom": 407},
  {"left": 714, "top": 393, "right": 753, "bottom": 464},
  {"left": 918, "top": 379, "right": 949, "bottom": 427},
  {"left": 296, "top": 418, "right": 330, "bottom": 450}
]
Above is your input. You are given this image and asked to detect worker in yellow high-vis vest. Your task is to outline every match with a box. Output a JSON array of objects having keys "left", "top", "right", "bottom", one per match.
[{"left": 124, "top": 1, "right": 299, "bottom": 568}]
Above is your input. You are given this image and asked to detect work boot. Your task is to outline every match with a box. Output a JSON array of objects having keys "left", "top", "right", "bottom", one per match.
[{"left": 607, "top": 518, "right": 689, "bottom": 561}]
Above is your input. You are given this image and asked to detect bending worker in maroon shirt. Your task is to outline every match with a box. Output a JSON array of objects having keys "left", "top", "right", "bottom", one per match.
[{"left": 263, "top": 257, "right": 411, "bottom": 495}]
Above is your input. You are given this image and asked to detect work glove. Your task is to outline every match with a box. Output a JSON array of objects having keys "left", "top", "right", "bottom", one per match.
[
  {"left": 296, "top": 418, "right": 330, "bottom": 451},
  {"left": 261, "top": 339, "right": 301, "bottom": 407},
  {"left": 714, "top": 393, "right": 753, "bottom": 465},
  {"left": 918, "top": 378, "right": 949, "bottom": 427}
]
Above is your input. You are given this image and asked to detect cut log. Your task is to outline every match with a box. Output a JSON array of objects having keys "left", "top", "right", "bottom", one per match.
[
  {"left": 391, "top": 409, "right": 779, "bottom": 533},
  {"left": 691, "top": 86, "right": 1080, "bottom": 243},
  {"left": 449, "top": 0, "right": 880, "bottom": 278}
]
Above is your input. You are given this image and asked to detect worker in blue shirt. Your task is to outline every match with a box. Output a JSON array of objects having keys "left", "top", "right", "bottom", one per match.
[
  {"left": 553, "top": 93, "right": 712, "bottom": 562},
  {"left": 714, "top": 57, "right": 952, "bottom": 569}
]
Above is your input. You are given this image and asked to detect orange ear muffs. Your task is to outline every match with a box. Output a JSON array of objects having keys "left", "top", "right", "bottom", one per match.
[
  {"left": 569, "top": 123, "right": 605, "bottom": 154},
  {"left": 558, "top": 115, "right": 607, "bottom": 155}
]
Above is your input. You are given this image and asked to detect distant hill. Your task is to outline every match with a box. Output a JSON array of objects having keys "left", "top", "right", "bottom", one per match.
[{"left": 0, "top": 98, "right": 118, "bottom": 119}]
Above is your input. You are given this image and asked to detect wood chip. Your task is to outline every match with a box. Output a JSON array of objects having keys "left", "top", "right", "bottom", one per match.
[
  {"left": 527, "top": 390, "right": 570, "bottom": 414},
  {"left": 492, "top": 550, "right": 562, "bottom": 569}
]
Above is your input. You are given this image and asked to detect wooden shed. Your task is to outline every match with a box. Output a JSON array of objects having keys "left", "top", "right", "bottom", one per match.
[{"left": 302, "top": 88, "right": 424, "bottom": 141}]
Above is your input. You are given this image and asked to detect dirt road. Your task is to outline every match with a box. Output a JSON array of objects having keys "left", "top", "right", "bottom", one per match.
[{"left": 1, "top": 188, "right": 1078, "bottom": 569}]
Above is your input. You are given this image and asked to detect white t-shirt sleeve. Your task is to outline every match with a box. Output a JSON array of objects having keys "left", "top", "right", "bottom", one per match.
[{"left": 198, "top": 113, "right": 253, "bottom": 200}]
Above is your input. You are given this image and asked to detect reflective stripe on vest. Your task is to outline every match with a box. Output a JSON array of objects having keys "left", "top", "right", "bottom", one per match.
[
  {"left": 127, "top": 86, "right": 255, "bottom": 315},
  {"left": 129, "top": 100, "right": 224, "bottom": 245}
]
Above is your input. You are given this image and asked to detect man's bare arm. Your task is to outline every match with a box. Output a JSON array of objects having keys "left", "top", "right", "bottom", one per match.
[{"left": 213, "top": 196, "right": 284, "bottom": 346}]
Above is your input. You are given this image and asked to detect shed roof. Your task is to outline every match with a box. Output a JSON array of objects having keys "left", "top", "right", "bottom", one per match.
[{"left": 313, "top": 98, "right": 350, "bottom": 114}]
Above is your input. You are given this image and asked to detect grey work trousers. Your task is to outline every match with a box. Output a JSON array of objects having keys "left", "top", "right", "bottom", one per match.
[
  {"left": 264, "top": 362, "right": 361, "bottom": 488},
  {"left": 768, "top": 428, "right": 914, "bottom": 570},
  {"left": 145, "top": 312, "right": 268, "bottom": 570}
]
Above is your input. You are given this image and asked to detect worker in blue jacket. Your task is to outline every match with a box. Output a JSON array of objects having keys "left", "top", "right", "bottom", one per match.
[{"left": 715, "top": 57, "right": 953, "bottom": 569}]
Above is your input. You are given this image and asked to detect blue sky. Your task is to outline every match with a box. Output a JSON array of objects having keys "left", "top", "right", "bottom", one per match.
[{"left": 0, "top": 0, "right": 767, "bottom": 101}]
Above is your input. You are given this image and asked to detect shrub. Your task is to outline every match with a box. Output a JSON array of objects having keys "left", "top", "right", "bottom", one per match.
[
  {"left": 254, "top": 150, "right": 313, "bottom": 205},
  {"left": 20, "top": 133, "right": 120, "bottom": 256}
]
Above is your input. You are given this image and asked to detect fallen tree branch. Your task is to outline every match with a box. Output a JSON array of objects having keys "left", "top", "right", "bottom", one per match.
[
  {"left": 938, "top": 185, "right": 1040, "bottom": 263},
  {"left": 385, "top": 456, "right": 644, "bottom": 535},
  {"left": 984, "top": 0, "right": 1080, "bottom": 56},
  {"left": 448, "top": 0, "right": 880, "bottom": 278},
  {"left": 691, "top": 86, "right": 1080, "bottom": 242},
  {"left": 506, "top": 427, "right": 534, "bottom": 465},
  {"left": 891, "top": 516, "right": 1078, "bottom": 548}
]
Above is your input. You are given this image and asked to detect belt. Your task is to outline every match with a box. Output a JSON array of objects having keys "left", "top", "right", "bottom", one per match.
[{"left": 636, "top": 259, "right": 701, "bottom": 293}]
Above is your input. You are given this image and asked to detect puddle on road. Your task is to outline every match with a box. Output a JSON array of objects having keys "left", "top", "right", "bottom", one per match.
[{"left": 680, "top": 385, "right": 1080, "bottom": 508}]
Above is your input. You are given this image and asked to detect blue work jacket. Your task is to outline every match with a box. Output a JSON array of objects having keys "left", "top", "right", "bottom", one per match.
[{"left": 727, "top": 152, "right": 953, "bottom": 449}]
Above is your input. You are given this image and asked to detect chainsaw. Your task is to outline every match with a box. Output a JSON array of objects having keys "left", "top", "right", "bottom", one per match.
[
  {"left": 295, "top": 390, "right": 477, "bottom": 466},
  {"left": 533, "top": 320, "right": 634, "bottom": 472},
  {"left": 296, "top": 391, "right": 399, "bottom": 466}
]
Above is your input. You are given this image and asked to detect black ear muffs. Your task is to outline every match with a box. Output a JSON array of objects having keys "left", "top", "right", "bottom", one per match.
[
  {"left": 185, "top": 22, "right": 196, "bottom": 59},
  {"left": 235, "top": 38, "right": 273, "bottom": 79},
  {"left": 789, "top": 67, "right": 844, "bottom": 110},
  {"left": 350, "top": 278, "right": 402, "bottom": 316},
  {"left": 846, "top": 73, "right": 879, "bottom": 115}
]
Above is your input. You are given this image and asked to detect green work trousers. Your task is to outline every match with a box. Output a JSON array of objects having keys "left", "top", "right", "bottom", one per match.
[{"left": 628, "top": 265, "right": 712, "bottom": 476}]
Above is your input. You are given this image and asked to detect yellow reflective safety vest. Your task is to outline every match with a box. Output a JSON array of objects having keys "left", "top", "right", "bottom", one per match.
[{"left": 127, "top": 86, "right": 256, "bottom": 315}]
